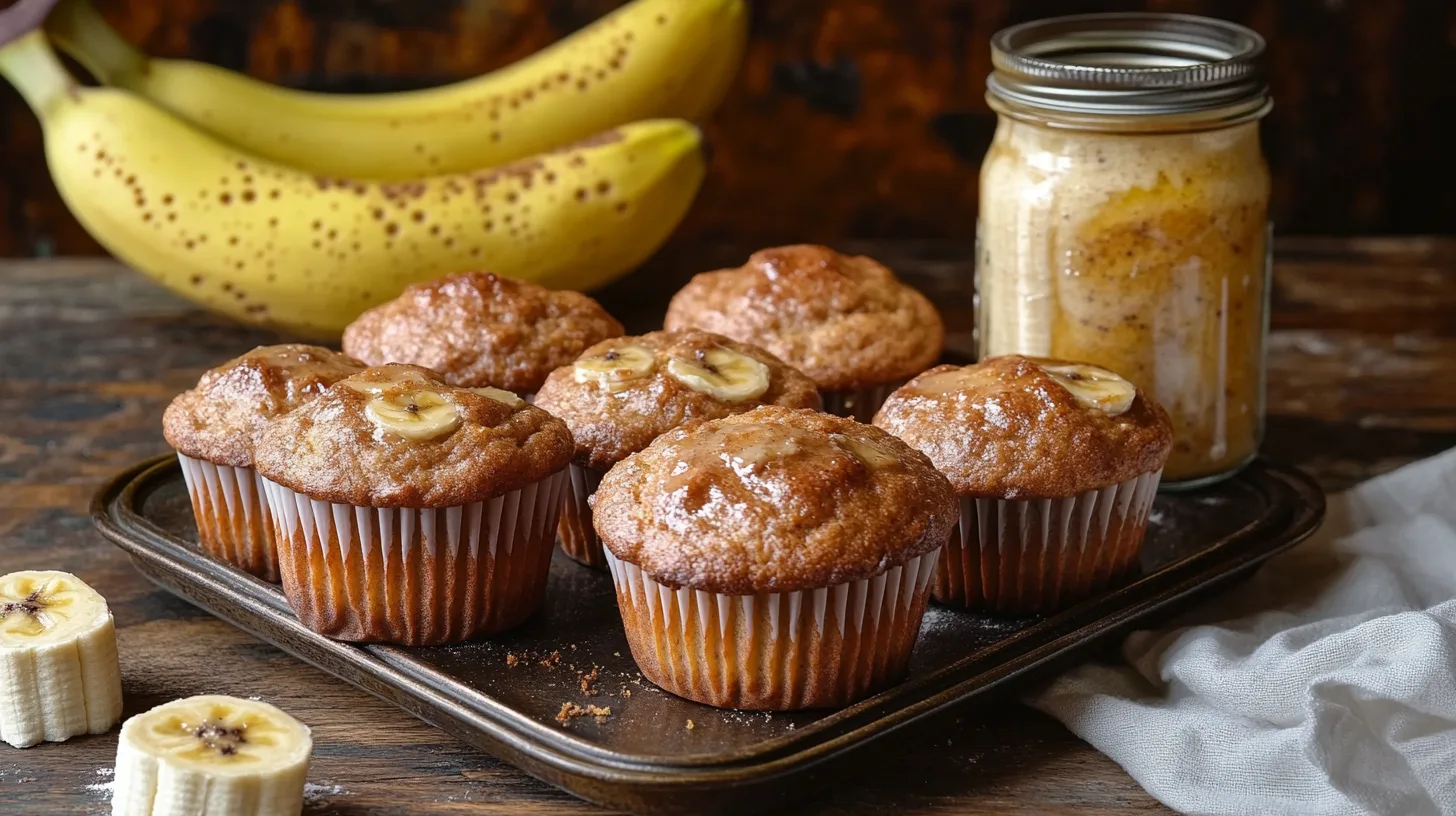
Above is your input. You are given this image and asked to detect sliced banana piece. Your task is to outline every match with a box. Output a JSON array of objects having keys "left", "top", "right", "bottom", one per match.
[
  {"left": 0, "top": 570, "right": 123, "bottom": 748},
  {"left": 466, "top": 386, "right": 525, "bottom": 408},
  {"left": 112, "top": 694, "right": 312, "bottom": 816},
  {"left": 573, "top": 344, "right": 656, "bottom": 394},
  {"left": 1041, "top": 363, "right": 1136, "bottom": 416},
  {"left": 830, "top": 433, "right": 897, "bottom": 469},
  {"left": 341, "top": 368, "right": 433, "bottom": 395},
  {"left": 365, "top": 389, "right": 460, "bottom": 440},
  {"left": 666, "top": 346, "right": 770, "bottom": 402}
]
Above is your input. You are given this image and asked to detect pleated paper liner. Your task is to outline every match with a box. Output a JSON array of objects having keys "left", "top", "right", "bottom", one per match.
[
  {"left": 558, "top": 464, "right": 608, "bottom": 569},
  {"left": 606, "top": 549, "right": 940, "bottom": 710},
  {"left": 935, "top": 470, "right": 1162, "bottom": 615},
  {"left": 820, "top": 380, "right": 906, "bottom": 424},
  {"left": 176, "top": 454, "right": 278, "bottom": 582},
  {"left": 262, "top": 471, "right": 567, "bottom": 646}
]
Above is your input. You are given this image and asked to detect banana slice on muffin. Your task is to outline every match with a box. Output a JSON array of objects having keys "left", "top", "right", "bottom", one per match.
[
  {"left": 665, "top": 346, "right": 771, "bottom": 402},
  {"left": 573, "top": 344, "right": 656, "bottom": 393},
  {"left": 536, "top": 330, "right": 820, "bottom": 570},
  {"left": 1040, "top": 362, "right": 1137, "bottom": 416}
]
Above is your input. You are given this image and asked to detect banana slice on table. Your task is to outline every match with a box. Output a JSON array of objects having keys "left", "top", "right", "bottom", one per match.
[
  {"left": 364, "top": 390, "right": 460, "bottom": 440},
  {"left": 573, "top": 345, "right": 656, "bottom": 394},
  {"left": 0, "top": 570, "right": 123, "bottom": 749},
  {"left": 112, "top": 695, "right": 312, "bottom": 816},
  {"left": 1041, "top": 363, "right": 1136, "bottom": 416},
  {"left": 666, "top": 347, "right": 770, "bottom": 402},
  {"left": 467, "top": 387, "right": 526, "bottom": 408}
]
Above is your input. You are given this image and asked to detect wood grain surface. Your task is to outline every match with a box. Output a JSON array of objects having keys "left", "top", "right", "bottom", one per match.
[
  {"left": 2, "top": 237, "right": 1455, "bottom": 814},
  {"left": 2, "top": 0, "right": 1455, "bottom": 258}
]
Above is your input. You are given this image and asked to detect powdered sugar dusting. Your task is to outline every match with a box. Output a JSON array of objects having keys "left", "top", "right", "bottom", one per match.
[{"left": 304, "top": 782, "right": 348, "bottom": 806}]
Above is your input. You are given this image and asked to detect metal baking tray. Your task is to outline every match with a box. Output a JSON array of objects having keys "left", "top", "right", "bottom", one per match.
[{"left": 93, "top": 455, "right": 1324, "bottom": 815}]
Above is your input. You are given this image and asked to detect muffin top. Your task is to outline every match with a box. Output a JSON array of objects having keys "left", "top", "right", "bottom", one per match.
[
  {"left": 341, "top": 272, "right": 624, "bottom": 393},
  {"left": 534, "top": 330, "right": 822, "bottom": 472},
  {"left": 873, "top": 355, "right": 1173, "bottom": 499},
  {"left": 663, "top": 245, "right": 945, "bottom": 390},
  {"left": 591, "top": 406, "right": 958, "bottom": 594},
  {"left": 253, "top": 364, "right": 573, "bottom": 507},
  {"left": 162, "top": 345, "right": 366, "bottom": 468}
]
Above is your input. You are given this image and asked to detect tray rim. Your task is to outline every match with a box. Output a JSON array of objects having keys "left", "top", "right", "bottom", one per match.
[{"left": 91, "top": 454, "right": 1326, "bottom": 804}]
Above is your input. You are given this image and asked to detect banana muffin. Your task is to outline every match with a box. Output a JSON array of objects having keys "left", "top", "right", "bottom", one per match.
[
  {"left": 163, "top": 345, "right": 364, "bottom": 581},
  {"left": 253, "top": 364, "right": 573, "bottom": 645},
  {"left": 873, "top": 355, "right": 1173, "bottom": 614},
  {"left": 534, "top": 329, "right": 820, "bottom": 569},
  {"left": 341, "top": 271, "right": 623, "bottom": 396},
  {"left": 592, "top": 406, "right": 957, "bottom": 710},
  {"left": 663, "top": 245, "right": 944, "bottom": 421}
]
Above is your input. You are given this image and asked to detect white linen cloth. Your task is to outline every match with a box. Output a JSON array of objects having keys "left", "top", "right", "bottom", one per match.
[{"left": 1028, "top": 448, "right": 1456, "bottom": 816}]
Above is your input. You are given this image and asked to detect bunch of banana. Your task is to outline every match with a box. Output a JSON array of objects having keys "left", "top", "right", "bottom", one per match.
[
  {"left": 0, "top": 0, "right": 744, "bottom": 337},
  {"left": 46, "top": 0, "right": 746, "bottom": 180}
]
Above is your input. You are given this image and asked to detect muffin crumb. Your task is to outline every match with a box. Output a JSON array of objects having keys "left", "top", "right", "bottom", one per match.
[
  {"left": 555, "top": 703, "right": 612, "bottom": 726},
  {"left": 579, "top": 666, "right": 600, "bottom": 696}
]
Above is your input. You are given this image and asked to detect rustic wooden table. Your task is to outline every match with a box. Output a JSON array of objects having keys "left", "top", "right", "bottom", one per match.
[{"left": 2, "top": 238, "right": 1453, "bottom": 815}]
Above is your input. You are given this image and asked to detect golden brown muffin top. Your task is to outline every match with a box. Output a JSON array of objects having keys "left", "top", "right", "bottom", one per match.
[
  {"left": 663, "top": 245, "right": 945, "bottom": 390},
  {"left": 534, "top": 330, "right": 822, "bottom": 472},
  {"left": 341, "top": 272, "right": 624, "bottom": 393},
  {"left": 873, "top": 355, "right": 1173, "bottom": 499},
  {"left": 162, "top": 345, "right": 366, "bottom": 468},
  {"left": 591, "top": 406, "right": 958, "bottom": 594},
  {"left": 253, "top": 364, "right": 573, "bottom": 508}
]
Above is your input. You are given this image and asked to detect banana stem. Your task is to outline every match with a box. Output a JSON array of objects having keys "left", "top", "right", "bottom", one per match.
[
  {"left": 45, "top": 0, "right": 146, "bottom": 85},
  {"left": 0, "top": 30, "right": 76, "bottom": 115}
]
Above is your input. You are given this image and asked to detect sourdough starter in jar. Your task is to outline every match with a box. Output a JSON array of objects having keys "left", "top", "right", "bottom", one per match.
[{"left": 976, "top": 13, "right": 1272, "bottom": 487}]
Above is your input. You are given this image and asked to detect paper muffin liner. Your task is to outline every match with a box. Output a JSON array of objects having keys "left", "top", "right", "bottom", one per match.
[
  {"left": 557, "top": 464, "right": 607, "bottom": 569},
  {"left": 262, "top": 471, "right": 567, "bottom": 645},
  {"left": 821, "top": 381, "right": 906, "bottom": 424},
  {"left": 934, "top": 470, "right": 1162, "bottom": 615},
  {"left": 176, "top": 454, "right": 279, "bottom": 582},
  {"left": 605, "top": 549, "right": 940, "bottom": 710}
]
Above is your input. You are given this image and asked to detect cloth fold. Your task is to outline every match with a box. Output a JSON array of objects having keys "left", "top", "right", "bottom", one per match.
[{"left": 1028, "top": 449, "right": 1456, "bottom": 816}]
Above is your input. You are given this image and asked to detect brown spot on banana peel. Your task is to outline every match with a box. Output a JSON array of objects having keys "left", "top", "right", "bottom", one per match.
[{"left": 379, "top": 181, "right": 427, "bottom": 202}]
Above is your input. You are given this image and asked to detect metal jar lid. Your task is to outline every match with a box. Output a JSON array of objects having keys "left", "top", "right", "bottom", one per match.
[{"left": 988, "top": 13, "right": 1270, "bottom": 123}]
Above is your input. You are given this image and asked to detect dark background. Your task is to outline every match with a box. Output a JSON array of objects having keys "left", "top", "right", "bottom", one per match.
[{"left": 2, "top": 0, "right": 1453, "bottom": 258}]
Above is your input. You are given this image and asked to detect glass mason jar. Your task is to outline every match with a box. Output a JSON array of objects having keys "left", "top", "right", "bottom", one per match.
[{"left": 975, "top": 13, "right": 1272, "bottom": 489}]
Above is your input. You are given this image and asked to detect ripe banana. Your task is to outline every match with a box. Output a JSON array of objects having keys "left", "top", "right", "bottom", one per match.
[
  {"left": 0, "top": 570, "right": 123, "bottom": 749},
  {"left": 47, "top": 0, "right": 746, "bottom": 180},
  {"left": 1041, "top": 362, "right": 1137, "bottom": 416},
  {"left": 0, "top": 32, "right": 706, "bottom": 338},
  {"left": 112, "top": 695, "right": 311, "bottom": 816}
]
